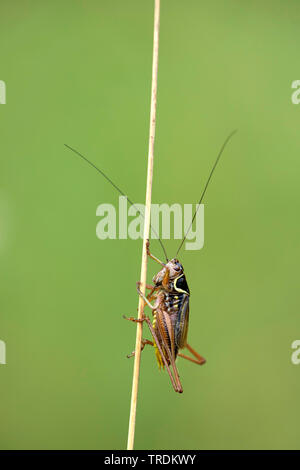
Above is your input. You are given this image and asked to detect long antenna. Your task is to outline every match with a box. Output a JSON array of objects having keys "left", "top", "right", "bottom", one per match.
[
  {"left": 64, "top": 144, "right": 169, "bottom": 262},
  {"left": 176, "top": 130, "right": 237, "bottom": 256}
]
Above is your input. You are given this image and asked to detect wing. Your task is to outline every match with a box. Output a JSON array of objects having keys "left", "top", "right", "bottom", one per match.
[{"left": 175, "top": 294, "right": 190, "bottom": 350}]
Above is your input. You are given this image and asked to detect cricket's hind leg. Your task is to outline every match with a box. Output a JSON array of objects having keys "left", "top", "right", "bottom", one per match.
[
  {"left": 178, "top": 343, "right": 206, "bottom": 365},
  {"left": 123, "top": 314, "right": 182, "bottom": 393}
]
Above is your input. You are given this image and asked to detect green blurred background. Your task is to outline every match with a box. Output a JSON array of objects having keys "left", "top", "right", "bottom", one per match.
[{"left": 0, "top": 0, "right": 299, "bottom": 450}]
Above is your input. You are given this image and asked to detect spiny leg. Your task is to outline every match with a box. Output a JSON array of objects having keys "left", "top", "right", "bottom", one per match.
[
  {"left": 155, "top": 314, "right": 183, "bottom": 393},
  {"left": 123, "top": 315, "right": 145, "bottom": 323},
  {"left": 178, "top": 343, "right": 206, "bottom": 365},
  {"left": 146, "top": 239, "right": 165, "bottom": 267},
  {"left": 144, "top": 316, "right": 182, "bottom": 393},
  {"left": 124, "top": 314, "right": 181, "bottom": 393},
  {"left": 161, "top": 265, "right": 170, "bottom": 290},
  {"left": 126, "top": 339, "right": 154, "bottom": 358},
  {"left": 133, "top": 331, "right": 206, "bottom": 369}
]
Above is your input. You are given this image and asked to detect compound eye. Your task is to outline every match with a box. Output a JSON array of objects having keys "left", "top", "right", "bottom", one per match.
[{"left": 175, "top": 262, "right": 183, "bottom": 271}]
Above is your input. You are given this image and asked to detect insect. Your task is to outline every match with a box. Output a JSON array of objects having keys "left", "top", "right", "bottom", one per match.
[
  {"left": 125, "top": 241, "right": 205, "bottom": 393},
  {"left": 65, "top": 130, "right": 236, "bottom": 393}
]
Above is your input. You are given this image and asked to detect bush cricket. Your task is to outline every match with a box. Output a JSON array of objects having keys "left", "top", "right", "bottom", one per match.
[{"left": 65, "top": 130, "right": 236, "bottom": 393}]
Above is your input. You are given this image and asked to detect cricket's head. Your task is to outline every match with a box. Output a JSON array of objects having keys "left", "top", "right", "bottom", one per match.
[{"left": 153, "top": 258, "right": 184, "bottom": 285}]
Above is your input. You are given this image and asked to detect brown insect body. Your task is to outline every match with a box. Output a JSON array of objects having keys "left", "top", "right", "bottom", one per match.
[
  {"left": 151, "top": 259, "right": 190, "bottom": 368},
  {"left": 132, "top": 245, "right": 206, "bottom": 393}
]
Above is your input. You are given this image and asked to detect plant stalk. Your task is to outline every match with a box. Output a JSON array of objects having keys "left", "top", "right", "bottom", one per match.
[{"left": 126, "top": 0, "right": 161, "bottom": 451}]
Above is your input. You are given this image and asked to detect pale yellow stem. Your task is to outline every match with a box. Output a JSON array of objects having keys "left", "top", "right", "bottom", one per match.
[{"left": 126, "top": 0, "right": 161, "bottom": 451}]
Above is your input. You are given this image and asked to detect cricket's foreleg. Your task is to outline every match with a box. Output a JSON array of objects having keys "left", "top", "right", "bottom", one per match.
[
  {"left": 162, "top": 266, "right": 170, "bottom": 290},
  {"left": 178, "top": 343, "right": 206, "bottom": 365},
  {"left": 146, "top": 239, "right": 165, "bottom": 267},
  {"left": 126, "top": 339, "right": 154, "bottom": 358}
]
